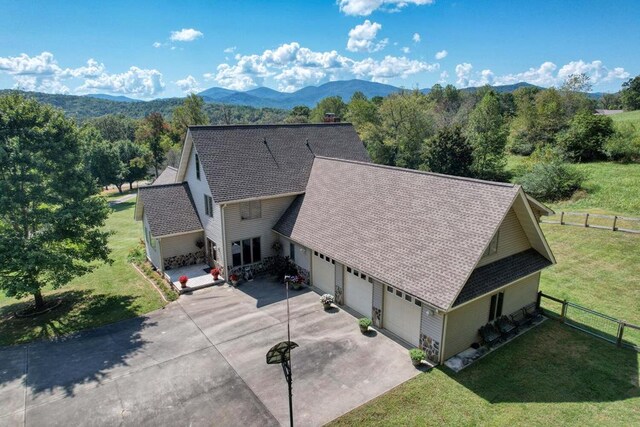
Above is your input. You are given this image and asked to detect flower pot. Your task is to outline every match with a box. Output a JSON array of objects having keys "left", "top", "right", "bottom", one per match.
[
  {"left": 411, "top": 358, "right": 422, "bottom": 366},
  {"left": 180, "top": 281, "right": 187, "bottom": 289},
  {"left": 323, "top": 302, "right": 332, "bottom": 310},
  {"left": 359, "top": 325, "right": 369, "bottom": 334},
  {"left": 213, "top": 274, "right": 220, "bottom": 281},
  {"left": 292, "top": 283, "right": 302, "bottom": 290}
]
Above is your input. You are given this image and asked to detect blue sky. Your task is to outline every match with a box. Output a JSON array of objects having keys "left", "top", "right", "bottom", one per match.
[{"left": 0, "top": 0, "right": 638, "bottom": 99}]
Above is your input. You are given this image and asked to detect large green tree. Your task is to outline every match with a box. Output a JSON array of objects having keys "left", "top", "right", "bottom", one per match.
[
  {"left": 467, "top": 91, "right": 508, "bottom": 180},
  {"left": 116, "top": 139, "right": 151, "bottom": 190},
  {"left": 558, "top": 110, "right": 615, "bottom": 162},
  {"left": 0, "top": 94, "right": 111, "bottom": 310},
  {"left": 620, "top": 75, "right": 640, "bottom": 111},
  {"left": 422, "top": 125, "right": 473, "bottom": 177},
  {"left": 310, "top": 96, "right": 347, "bottom": 122},
  {"left": 171, "top": 94, "right": 209, "bottom": 142},
  {"left": 87, "top": 114, "right": 137, "bottom": 142},
  {"left": 135, "top": 112, "right": 168, "bottom": 177},
  {"left": 86, "top": 139, "right": 125, "bottom": 191}
]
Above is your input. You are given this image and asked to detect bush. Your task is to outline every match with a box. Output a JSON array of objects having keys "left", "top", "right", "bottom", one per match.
[
  {"left": 358, "top": 317, "right": 372, "bottom": 329},
  {"left": 604, "top": 122, "right": 640, "bottom": 163},
  {"left": 126, "top": 239, "right": 146, "bottom": 263},
  {"left": 557, "top": 111, "right": 614, "bottom": 162},
  {"left": 516, "top": 160, "right": 586, "bottom": 201},
  {"left": 409, "top": 348, "right": 426, "bottom": 362}
]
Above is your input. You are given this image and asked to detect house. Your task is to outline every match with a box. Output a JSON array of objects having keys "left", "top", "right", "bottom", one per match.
[{"left": 135, "top": 123, "right": 555, "bottom": 363}]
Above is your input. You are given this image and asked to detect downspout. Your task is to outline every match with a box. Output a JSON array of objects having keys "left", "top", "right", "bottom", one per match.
[
  {"left": 439, "top": 311, "right": 448, "bottom": 364},
  {"left": 158, "top": 237, "right": 164, "bottom": 276},
  {"left": 221, "top": 204, "right": 228, "bottom": 273}
]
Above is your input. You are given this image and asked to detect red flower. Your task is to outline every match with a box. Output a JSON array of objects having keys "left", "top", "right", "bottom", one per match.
[
  {"left": 211, "top": 268, "right": 221, "bottom": 276},
  {"left": 178, "top": 275, "right": 188, "bottom": 283},
  {"left": 229, "top": 274, "right": 239, "bottom": 281}
]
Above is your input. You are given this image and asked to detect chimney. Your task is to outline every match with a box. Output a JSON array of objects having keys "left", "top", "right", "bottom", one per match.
[{"left": 323, "top": 112, "right": 341, "bottom": 123}]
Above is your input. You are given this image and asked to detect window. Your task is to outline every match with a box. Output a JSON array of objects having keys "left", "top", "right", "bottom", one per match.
[
  {"left": 240, "top": 200, "right": 261, "bottom": 220},
  {"left": 314, "top": 251, "right": 318, "bottom": 256},
  {"left": 232, "top": 237, "right": 262, "bottom": 267},
  {"left": 395, "top": 290, "right": 402, "bottom": 297},
  {"left": 353, "top": 270, "right": 359, "bottom": 276},
  {"left": 415, "top": 300, "right": 422, "bottom": 307},
  {"left": 483, "top": 231, "right": 499, "bottom": 257},
  {"left": 387, "top": 285, "right": 393, "bottom": 293},
  {"left": 347, "top": 267, "right": 352, "bottom": 273},
  {"left": 488, "top": 292, "right": 505, "bottom": 322},
  {"left": 405, "top": 294, "right": 412, "bottom": 302},
  {"left": 204, "top": 195, "right": 213, "bottom": 217},
  {"left": 320, "top": 254, "right": 325, "bottom": 260},
  {"left": 290, "top": 243, "right": 295, "bottom": 262},
  {"left": 360, "top": 273, "right": 366, "bottom": 279},
  {"left": 195, "top": 153, "right": 201, "bottom": 180}
]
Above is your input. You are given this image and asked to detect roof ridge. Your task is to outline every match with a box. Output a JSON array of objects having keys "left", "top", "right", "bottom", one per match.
[
  {"left": 313, "top": 156, "right": 517, "bottom": 189},
  {"left": 188, "top": 123, "right": 353, "bottom": 130},
  {"left": 140, "top": 181, "right": 186, "bottom": 190}
]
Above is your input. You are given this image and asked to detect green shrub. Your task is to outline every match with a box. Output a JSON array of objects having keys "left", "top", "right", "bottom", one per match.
[
  {"left": 557, "top": 110, "right": 614, "bottom": 162},
  {"left": 409, "top": 348, "right": 426, "bottom": 362},
  {"left": 358, "top": 318, "right": 372, "bottom": 328},
  {"left": 604, "top": 122, "right": 640, "bottom": 163},
  {"left": 126, "top": 240, "right": 146, "bottom": 263},
  {"left": 516, "top": 160, "right": 586, "bottom": 202}
]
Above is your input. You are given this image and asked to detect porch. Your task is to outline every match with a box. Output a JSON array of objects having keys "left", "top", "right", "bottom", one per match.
[{"left": 164, "top": 263, "right": 226, "bottom": 294}]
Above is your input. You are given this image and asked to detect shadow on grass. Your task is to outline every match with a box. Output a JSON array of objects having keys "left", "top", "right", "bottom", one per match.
[
  {"left": 110, "top": 200, "right": 137, "bottom": 212},
  {"left": 443, "top": 320, "right": 639, "bottom": 403},
  {"left": 0, "top": 289, "right": 156, "bottom": 398}
]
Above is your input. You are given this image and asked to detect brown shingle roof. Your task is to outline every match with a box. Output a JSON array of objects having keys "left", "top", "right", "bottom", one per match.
[
  {"left": 274, "top": 157, "right": 522, "bottom": 310},
  {"left": 152, "top": 166, "right": 177, "bottom": 186},
  {"left": 188, "top": 123, "right": 370, "bottom": 203},
  {"left": 138, "top": 183, "right": 202, "bottom": 237},
  {"left": 453, "top": 249, "right": 552, "bottom": 307}
]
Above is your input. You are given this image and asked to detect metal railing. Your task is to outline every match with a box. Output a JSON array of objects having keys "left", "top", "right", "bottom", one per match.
[{"left": 538, "top": 292, "right": 640, "bottom": 351}]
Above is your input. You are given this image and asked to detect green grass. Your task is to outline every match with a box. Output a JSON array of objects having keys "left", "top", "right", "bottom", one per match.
[
  {"left": 507, "top": 156, "right": 640, "bottom": 215},
  {"left": 610, "top": 110, "right": 640, "bottom": 125},
  {"left": 0, "top": 192, "right": 166, "bottom": 346}
]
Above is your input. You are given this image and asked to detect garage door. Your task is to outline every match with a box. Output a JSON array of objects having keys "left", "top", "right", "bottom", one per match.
[
  {"left": 383, "top": 285, "right": 422, "bottom": 346},
  {"left": 344, "top": 268, "right": 372, "bottom": 318},
  {"left": 312, "top": 251, "right": 335, "bottom": 295}
]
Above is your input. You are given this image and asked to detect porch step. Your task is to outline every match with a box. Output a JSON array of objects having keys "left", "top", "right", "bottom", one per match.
[{"left": 176, "top": 278, "right": 227, "bottom": 294}]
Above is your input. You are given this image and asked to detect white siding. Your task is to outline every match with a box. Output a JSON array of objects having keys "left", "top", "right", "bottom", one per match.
[
  {"left": 282, "top": 238, "right": 311, "bottom": 271},
  {"left": 224, "top": 195, "right": 296, "bottom": 270},
  {"left": 161, "top": 232, "right": 202, "bottom": 258},
  {"left": 477, "top": 208, "right": 531, "bottom": 267},
  {"left": 183, "top": 139, "right": 224, "bottom": 265},
  {"left": 143, "top": 214, "right": 162, "bottom": 270}
]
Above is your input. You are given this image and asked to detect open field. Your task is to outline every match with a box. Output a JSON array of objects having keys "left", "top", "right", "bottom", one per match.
[
  {"left": 0, "top": 192, "right": 166, "bottom": 346},
  {"left": 610, "top": 110, "right": 640, "bottom": 126}
]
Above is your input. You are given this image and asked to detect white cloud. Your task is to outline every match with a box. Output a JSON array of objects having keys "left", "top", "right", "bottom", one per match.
[
  {"left": 435, "top": 50, "right": 448, "bottom": 60},
  {"left": 338, "top": 0, "right": 435, "bottom": 16},
  {"left": 0, "top": 51, "right": 61, "bottom": 76},
  {"left": 439, "top": 70, "right": 449, "bottom": 83},
  {"left": 209, "top": 41, "right": 439, "bottom": 91},
  {"left": 413, "top": 33, "right": 421, "bottom": 43},
  {"left": 152, "top": 42, "right": 162, "bottom": 48},
  {"left": 347, "top": 20, "right": 385, "bottom": 52},
  {"left": 175, "top": 75, "right": 201, "bottom": 93},
  {"left": 223, "top": 46, "right": 236, "bottom": 54},
  {"left": 454, "top": 59, "right": 630, "bottom": 89},
  {"left": 169, "top": 28, "right": 203, "bottom": 42},
  {"left": 79, "top": 66, "right": 165, "bottom": 97},
  {"left": 13, "top": 75, "right": 70, "bottom": 94},
  {"left": 402, "top": 47, "right": 411, "bottom": 54}
]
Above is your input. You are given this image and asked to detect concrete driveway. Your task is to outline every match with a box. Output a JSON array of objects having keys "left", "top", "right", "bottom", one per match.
[{"left": 0, "top": 278, "right": 420, "bottom": 426}]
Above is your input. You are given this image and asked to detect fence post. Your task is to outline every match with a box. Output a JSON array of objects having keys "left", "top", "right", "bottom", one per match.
[
  {"left": 612, "top": 215, "right": 618, "bottom": 231},
  {"left": 536, "top": 291, "right": 542, "bottom": 310},
  {"left": 560, "top": 300, "right": 568, "bottom": 323},
  {"left": 617, "top": 323, "right": 625, "bottom": 347},
  {"left": 584, "top": 213, "right": 589, "bottom": 227},
  {"left": 560, "top": 212, "right": 564, "bottom": 225}
]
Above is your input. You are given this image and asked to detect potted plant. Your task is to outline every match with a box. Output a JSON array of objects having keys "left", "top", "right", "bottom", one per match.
[
  {"left": 229, "top": 273, "right": 239, "bottom": 286},
  {"left": 178, "top": 275, "right": 188, "bottom": 289},
  {"left": 320, "top": 294, "right": 334, "bottom": 310},
  {"left": 409, "top": 348, "right": 425, "bottom": 366},
  {"left": 211, "top": 268, "right": 221, "bottom": 281},
  {"left": 358, "top": 317, "right": 372, "bottom": 334},
  {"left": 292, "top": 275, "right": 304, "bottom": 290}
]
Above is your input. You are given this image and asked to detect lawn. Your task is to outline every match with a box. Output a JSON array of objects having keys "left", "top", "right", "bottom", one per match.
[
  {"left": 0, "top": 191, "right": 166, "bottom": 346},
  {"left": 610, "top": 110, "right": 640, "bottom": 126}
]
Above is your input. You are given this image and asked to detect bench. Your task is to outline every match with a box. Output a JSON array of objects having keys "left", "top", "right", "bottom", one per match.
[
  {"left": 479, "top": 324, "right": 502, "bottom": 347},
  {"left": 496, "top": 315, "right": 517, "bottom": 336},
  {"left": 509, "top": 303, "right": 541, "bottom": 329}
]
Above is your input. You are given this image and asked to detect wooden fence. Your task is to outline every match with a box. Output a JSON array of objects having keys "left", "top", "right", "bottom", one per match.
[
  {"left": 541, "top": 211, "right": 640, "bottom": 234},
  {"left": 538, "top": 292, "right": 640, "bottom": 351}
]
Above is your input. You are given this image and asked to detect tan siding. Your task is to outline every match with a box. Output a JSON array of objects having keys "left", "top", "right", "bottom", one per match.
[
  {"left": 161, "top": 232, "right": 203, "bottom": 258},
  {"left": 443, "top": 273, "right": 541, "bottom": 359},
  {"left": 224, "top": 196, "right": 296, "bottom": 269},
  {"left": 143, "top": 214, "right": 162, "bottom": 270},
  {"left": 512, "top": 193, "right": 552, "bottom": 260},
  {"left": 477, "top": 208, "right": 531, "bottom": 267}
]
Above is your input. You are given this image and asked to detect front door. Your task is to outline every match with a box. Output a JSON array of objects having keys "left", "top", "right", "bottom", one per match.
[{"left": 207, "top": 238, "right": 218, "bottom": 267}]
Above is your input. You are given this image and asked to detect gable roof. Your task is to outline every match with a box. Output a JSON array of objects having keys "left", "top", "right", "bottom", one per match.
[
  {"left": 182, "top": 123, "right": 370, "bottom": 203},
  {"left": 274, "top": 157, "right": 527, "bottom": 310},
  {"left": 453, "top": 249, "right": 552, "bottom": 307},
  {"left": 136, "top": 183, "right": 202, "bottom": 237},
  {"left": 152, "top": 166, "right": 177, "bottom": 186}
]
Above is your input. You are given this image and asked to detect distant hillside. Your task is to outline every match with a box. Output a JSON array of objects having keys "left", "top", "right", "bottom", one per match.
[
  {"left": 459, "top": 82, "right": 542, "bottom": 94},
  {"left": 0, "top": 90, "right": 289, "bottom": 123},
  {"left": 85, "top": 94, "right": 140, "bottom": 103}
]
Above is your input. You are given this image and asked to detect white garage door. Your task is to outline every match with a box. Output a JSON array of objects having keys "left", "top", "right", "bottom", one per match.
[
  {"left": 344, "top": 268, "right": 373, "bottom": 318},
  {"left": 312, "top": 251, "right": 335, "bottom": 295},
  {"left": 383, "top": 286, "right": 422, "bottom": 346}
]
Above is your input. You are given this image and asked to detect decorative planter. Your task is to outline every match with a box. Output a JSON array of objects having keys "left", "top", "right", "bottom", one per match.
[
  {"left": 323, "top": 302, "right": 332, "bottom": 310},
  {"left": 179, "top": 275, "right": 188, "bottom": 289},
  {"left": 359, "top": 325, "right": 369, "bottom": 334},
  {"left": 211, "top": 268, "right": 221, "bottom": 281},
  {"left": 411, "top": 358, "right": 422, "bottom": 366}
]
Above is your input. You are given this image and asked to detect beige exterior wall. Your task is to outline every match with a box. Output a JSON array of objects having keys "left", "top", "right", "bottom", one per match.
[
  {"left": 442, "top": 272, "right": 540, "bottom": 360},
  {"left": 283, "top": 238, "right": 312, "bottom": 272},
  {"left": 143, "top": 214, "right": 162, "bottom": 270},
  {"left": 160, "top": 232, "right": 203, "bottom": 258},
  {"left": 224, "top": 195, "right": 296, "bottom": 270},
  {"left": 183, "top": 137, "right": 224, "bottom": 265},
  {"left": 477, "top": 208, "right": 531, "bottom": 268}
]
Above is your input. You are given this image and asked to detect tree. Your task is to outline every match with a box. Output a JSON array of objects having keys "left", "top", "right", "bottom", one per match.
[
  {"left": 171, "top": 94, "right": 209, "bottom": 142},
  {"left": 284, "top": 105, "right": 311, "bottom": 123},
  {"left": 135, "top": 112, "right": 168, "bottom": 177},
  {"left": 116, "top": 139, "right": 151, "bottom": 190},
  {"left": 467, "top": 91, "right": 508, "bottom": 180},
  {"left": 422, "top": 125, "right": 473, "bottom": 177},
  {"left": 560, "top": 73, "right": 595, "bottom": 117},
  {"left": 310, "top": 96, "right": 347, "bottom": 122},
  {"left": 558, "top": 110, "right": 615, "bottom": 162},
  {"left": 88, "top": 114, "right": 137, "bottom": 142},
  {"left": 620, "top": 75, "right": 640, "bottom": 111},
  {"left": 86, "top": 139, "right": 125, "bottom": 191},
  {"left": 598, "top": 93, "right": 622, "bottom": 110},
  {"left": 346, "top": 91, "right": 379, "bottom": 130},
  {"left": 0, "top": 94, "right": 111, "bottom": 310}
]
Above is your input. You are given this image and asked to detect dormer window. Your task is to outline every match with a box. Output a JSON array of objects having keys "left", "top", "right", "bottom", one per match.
[
  {"left": 195, "top": 153, "right": 201, "bottom": 180},
  {"left": 240, "top": 200, "right": 261, "bottom": 220}
]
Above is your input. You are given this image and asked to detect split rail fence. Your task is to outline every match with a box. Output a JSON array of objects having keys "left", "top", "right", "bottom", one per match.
[
  {"left": 538, "top": 292, "right": 640, "bottom": 351},
  {"left": 541, "top": 211, "right": 640, "bottom": 234}
]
